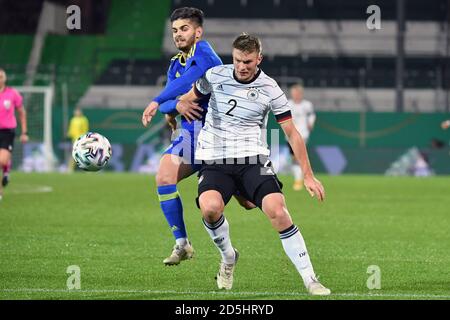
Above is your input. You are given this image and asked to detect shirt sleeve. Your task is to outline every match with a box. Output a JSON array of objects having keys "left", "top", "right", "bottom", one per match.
[
  {"left": 270, "top": 83, "right": 292, "bottom": 124},
  {"left": 153, "top": 63, "right": 205, "bottom": 104},
  {"left": 159, "top": 99, "right": 178, "bottom": 114},
  {"left": 189, "top": 41, "right": 222, "bottom": 74},
  {"left": 195, "top": 68, "right": 212, "bottom": 96},
  {"left": 158, "top": 65, "right": 179, "bottom": 114}
]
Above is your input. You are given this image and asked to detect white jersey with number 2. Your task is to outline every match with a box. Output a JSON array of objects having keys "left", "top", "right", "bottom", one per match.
[{"left": 194, "top": 64, "right": 292, "bottom": 161}]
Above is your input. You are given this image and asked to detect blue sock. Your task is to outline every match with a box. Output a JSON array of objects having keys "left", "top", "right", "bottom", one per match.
[{"left": 157, "top": 184, "right": 187, "bottom": 241}]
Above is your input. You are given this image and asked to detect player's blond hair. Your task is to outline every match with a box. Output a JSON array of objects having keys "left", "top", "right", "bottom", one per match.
[{"left": 233, "top": 33, "right": 262, "bottom": 55}]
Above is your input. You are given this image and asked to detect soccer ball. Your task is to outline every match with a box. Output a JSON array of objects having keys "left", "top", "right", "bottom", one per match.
[{"left": 72, "top": 132, "right": 112, "bottom": 171}]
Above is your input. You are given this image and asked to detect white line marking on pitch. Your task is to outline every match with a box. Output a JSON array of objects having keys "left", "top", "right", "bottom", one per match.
[
  {"left": 1, "top": 288, "right": 449, "bottom": 299},
  {"left": 8, "top": 185, "right": 53, "bottom": 194}
]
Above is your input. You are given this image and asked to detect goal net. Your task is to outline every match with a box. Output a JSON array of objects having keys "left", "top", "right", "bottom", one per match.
[{"left": 12, "top": 86, "right": 56, "bottom": 172}]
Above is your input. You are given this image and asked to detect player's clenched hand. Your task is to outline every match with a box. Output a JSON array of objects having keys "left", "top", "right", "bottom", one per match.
[
  {"left": 176, "top": 100, "right": 203, "bottom": 123},
  {"left": 441, "top": 120, "right": 450, "bottom": 130},
  {"left": 304, "top": 175, "right": 325, "bottom": 202},
  {"left": 142, "top": 101, "right": 159, "bottom": 127},
  {"left": 165, "top": 114, "right": 177, "bottom": 132}
]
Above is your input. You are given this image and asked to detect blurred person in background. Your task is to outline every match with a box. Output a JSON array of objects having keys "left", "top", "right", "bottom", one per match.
[
  {"left": 288, "top": 83, "right": 316, "bottom": 191},
  {"left": 67, "top": 107, "right": 89, "bottom": 172},
  {"left": 0, "top": 68, "right": 28, "bottom": 200}
]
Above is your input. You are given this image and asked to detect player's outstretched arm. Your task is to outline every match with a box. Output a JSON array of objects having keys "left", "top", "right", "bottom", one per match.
[
  {"left": 142, "top": 65, "right": 206, "bottom": 127},
  {"left": 280, "top": 120, "right": 325, "bottom": 201}
]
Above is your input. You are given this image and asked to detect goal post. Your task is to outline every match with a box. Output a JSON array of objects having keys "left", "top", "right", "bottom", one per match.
[{"left": 13, "top": 85, "right": 57, "bottom": 172}]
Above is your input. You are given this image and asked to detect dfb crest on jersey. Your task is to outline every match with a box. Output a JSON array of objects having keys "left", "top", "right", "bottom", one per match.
[
  {"left": 247, "top": 88, "right": 259, "bottom": 101},
  {"left": 3, "top": 100, "right": 11, "bottom": 110}
]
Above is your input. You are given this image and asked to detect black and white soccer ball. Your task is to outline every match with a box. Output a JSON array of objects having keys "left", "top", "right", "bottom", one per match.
[{"left": 72, "top": 132, "right": 112, "bottom": 171}]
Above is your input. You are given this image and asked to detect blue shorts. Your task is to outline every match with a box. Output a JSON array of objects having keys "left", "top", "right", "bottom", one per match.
[{"left": 163, "top": 129, "right": 202, "bottom": 172}]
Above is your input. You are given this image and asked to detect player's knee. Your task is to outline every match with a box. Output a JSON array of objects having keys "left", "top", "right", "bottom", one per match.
[
  {"left": 155, "top": 170, "right": 176, "bottom": 186},
  {"left": 268, "top": 205, "right": 292, "bottom": 228},
  {"left": 273, "top": 206, "right": 289, "bottom": 221},
  {"left": 200, "top": 196, "right": 224, "bottom": 221}
]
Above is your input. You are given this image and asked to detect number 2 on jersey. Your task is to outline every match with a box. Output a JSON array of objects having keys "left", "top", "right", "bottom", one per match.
[{"left": 226, "top": 99, "right": 238, "bottom": 116}]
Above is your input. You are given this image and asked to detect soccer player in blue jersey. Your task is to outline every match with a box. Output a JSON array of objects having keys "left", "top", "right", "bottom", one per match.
[{"left": 142, "top": 7, "right": 254, "bottom": 265}]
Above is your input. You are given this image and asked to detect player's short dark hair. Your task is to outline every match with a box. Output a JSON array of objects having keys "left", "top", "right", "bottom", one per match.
[
  {"left": 290, "top": 82, "right": 304, "bottom": 90},
  {"left": 170, "top": 7, "right": 204, "bottom": 26},
  {"left": 232, "top": 33, "right": 262, "bottom": 54}
]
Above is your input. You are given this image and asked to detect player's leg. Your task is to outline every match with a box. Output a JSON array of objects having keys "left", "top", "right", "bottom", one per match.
[
  {"left": 233, "top": 193, "right": 256, "bottom": 210},
  {"left": 2, "top": 157, "right": 11, "bottom": 187},
  {"left": 289, "top": 144, "right": 302, "bottom": 191},
  {"left": 0, "top": 149, "right": 12, "bottom": 199},
  {"left": 67, "top": 139, "right": 77, "bottom": 173},
  {"left": 239, "top": 158, "right": 330, "bottom": 295},
  {"left": 258, "top": 188, "right": 330, "bottom": 295},
  {"left": 292, "top": 137, "right": 309, "bottom": 191},
  {"left": 1, "top": 130, "right": 14, "bottom": 188},
  {"left": 292, "top": 157, "right": 303, "bottom": 191},
  {"left": 156, "top": 152, "right": 195, "bottom": 265},
  {"left": 198, "top": 166, "right": 238, "bottom": 289}
]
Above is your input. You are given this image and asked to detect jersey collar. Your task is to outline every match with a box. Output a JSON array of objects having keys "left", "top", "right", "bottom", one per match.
[{"left": 233, "top": 68, "right": 261, "bottom": 84}]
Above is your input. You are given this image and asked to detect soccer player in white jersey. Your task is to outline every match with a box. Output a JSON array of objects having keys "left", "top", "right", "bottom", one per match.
[
  {"left": 177, "top": 34, "right": 330, "bottom": 295},
  {"left": 288, "top": 83, "right": 316, "bottom": 191}
]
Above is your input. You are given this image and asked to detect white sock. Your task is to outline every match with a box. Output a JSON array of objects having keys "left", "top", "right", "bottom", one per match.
[
  {"left": 280, "top": 225, "right": 316, "bottom": 287},
  {"left": 175, "top": 237, "right": 188, "bottom": 246},
  {"left": 292, "top": 164, "right": 302, "bottom": 181},
  {"left": 203, "top": 214, "right": 235, "bottom": 264}
]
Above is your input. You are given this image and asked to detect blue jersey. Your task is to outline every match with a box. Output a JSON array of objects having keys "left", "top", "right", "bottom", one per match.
[
  {"left": 157, "top": 40, "right": 222, "bottom": 171},
  {"left": 165, "top": 40, "right": 222, "bottom": 132}
]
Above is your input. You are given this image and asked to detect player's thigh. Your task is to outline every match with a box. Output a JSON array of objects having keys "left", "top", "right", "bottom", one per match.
[
  {"left": 0, "top": 130, "right": 14, "bottom": 166},
  {"left": 198, "top": 166, "right": 235, "bottom": 212},
  {"left": 238, "top": 160, "right": 283, "bottom": 208},
  {"left": 156, "top": 153, "right": 194, "bottom": 185}
]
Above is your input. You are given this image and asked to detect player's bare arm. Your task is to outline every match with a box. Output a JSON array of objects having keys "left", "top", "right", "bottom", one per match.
[
  {"left": 280, "top": 119, "right": 325, "bottom": 201},
  {"left": 142, "top": 101, "right": 159, "bottom": 127},
  {"left": 17, "top": 106, "right": 28, "bottom": 143},
  {"left": 142, "top": 88, "right": 201, "bottom": 127}
]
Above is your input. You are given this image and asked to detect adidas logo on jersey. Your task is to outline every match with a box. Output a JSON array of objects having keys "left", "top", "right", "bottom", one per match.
[{"left": 216, "top": 84, "right": 224, "bottom": 91}]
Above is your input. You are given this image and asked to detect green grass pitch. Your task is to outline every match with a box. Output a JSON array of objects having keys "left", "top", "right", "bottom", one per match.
[{"left": 0, "top": 172, "right": 449, "bottom": 300}]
